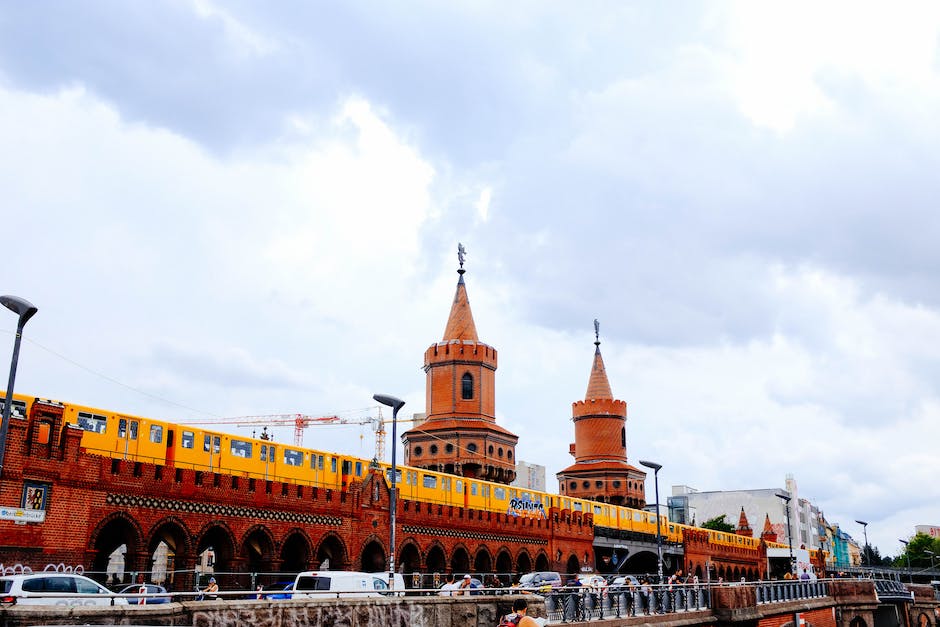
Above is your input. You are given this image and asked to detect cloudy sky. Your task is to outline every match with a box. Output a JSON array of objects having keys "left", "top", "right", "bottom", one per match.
[{"left": 2, "top": 1, "right": 939, "bottom": 557}]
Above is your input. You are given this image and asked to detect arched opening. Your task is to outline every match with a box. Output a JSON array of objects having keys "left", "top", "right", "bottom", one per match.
[
  {"left": 147, "top": 518, "right": 190, "bottom": 591},
  {"left": 566, "top": 554, "right": 581, "bottom": 575},
  {"left": 316, "top": 533, "right": 347, "bottom": 570},
  {"left": 90, "top": 514, "right": 142, "bottom": 587},
  {"left": 474, "top": 547, "right": 492, "bottom": 575},
  {"left": 359, "top": 538, "right": 386, "bottom": 573},
  {"left": 426, "top": 544, "right": 447, "bottom": 575},
  {"left": 451, "top": 546, "right": 471, "bottom": 575},
  {"left": 241, "top": 526, "right": 276, "bottom": 575},
  {"left": 516, "top": 551, "right": 532, "bottom": 577},
  {"left": 850, "top": 617, "right": 868, "bottom": 627},
  {"left": 399, "top": 542, "right": 421, "bottom": 588},
  {"left": 196, "top": 524, "right": 236, "bottom": 590},
  {"left": 534, "top": 552, "right": 550, "bottom": 571},
  {"left": 280, "top": 531, "right": 312, "bottom": 573},
  {"left": 461, "top": 373, "right": 474, "bottom": 400}
]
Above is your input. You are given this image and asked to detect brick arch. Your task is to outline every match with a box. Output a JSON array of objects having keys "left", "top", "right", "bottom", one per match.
[
  {"left": 424, "top": 542, "right": 447, "bottom": 574},
  {"left": 451, "top": 543, "right": 471, "bottom": 574},
  {"left": 240, "top": 524, "right": 277, "bottom": 572},
  {"left": 279, "top": 527, "right": 314, "bottom": 573},
  {"left": 145, "top": 516, "right": 193, "bottom": 589},
  {"left": 195, "top": 520, "right": 238, "bottom": 579},
  {"left": 399, "top": 538, "right": 422, "bottom": 574},
  {"left": 473, "top": 544, "right": 493, "bottom": 573},
  {"left": 359, "top": 533, "right": 387, "bottom": 572},
  {"left": 515, "top": 549, "right": 533, "bottom": 574},
  {"left": 88, "top": 511, "right": 145, "bottom": 583},
  {"left": 494, "top": 546, "right": 513, "bottom": 573},
  {"left": 534, "top": 551, "right": 550, "bottom": 571},
  {"left": 315, "top": 532, "right": 349, "bottom": 570}
]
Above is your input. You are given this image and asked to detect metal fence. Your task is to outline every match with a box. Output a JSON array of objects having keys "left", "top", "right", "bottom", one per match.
[
  {"left": 544, "top": 584, "right": 710, "bottom": 623},
  {"left": 754, "top": 579, "right": 829, "bottom": 604}
]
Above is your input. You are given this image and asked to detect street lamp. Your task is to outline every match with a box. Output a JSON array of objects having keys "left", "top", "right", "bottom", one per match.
[
  {"left": 0, "top": 296, "right": 38, "bottom": 479},
  {"left": 855, "top": 520, "right": 869, "bottom": 568},
  {"left": 898, "top": 539, "right": 912, "bottom": 583},
  {"left": 776, "top": 492, "right": 795, "bottom": 574},
  {"left": 373, "top": 393, "right": 405, "bottom": 593},
  {"left": 639, "top": 459, "right": 663, "bottom": 583}
]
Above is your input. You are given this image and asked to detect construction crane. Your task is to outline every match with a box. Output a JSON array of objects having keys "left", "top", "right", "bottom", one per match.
[{"left": 189, "top": 407, "right": 389, "bottom": 459}]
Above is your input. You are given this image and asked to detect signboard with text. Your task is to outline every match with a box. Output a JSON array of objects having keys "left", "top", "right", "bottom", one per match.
[{"left": 0, "top": 507, "right": 45, "bottom": 523}]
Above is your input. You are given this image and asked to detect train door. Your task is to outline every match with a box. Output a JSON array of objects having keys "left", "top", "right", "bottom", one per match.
[
  {"left": 116, "top": 416, "right": 139, "bottom": 460},
  {"left": 165, "top": 429, "right": 176, "bottom": 465},
  {"left": 260, "top": 443, "right": 276, "bottom": 480},
  {"left": 203, "top": 434, "right": 221, "bottom": 472}
]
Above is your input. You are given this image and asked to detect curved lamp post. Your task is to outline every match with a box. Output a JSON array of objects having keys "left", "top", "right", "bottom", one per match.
[
  {"left": 0, "top": 296, "right": 38, "bottom": 480},
  {"left": 639, "top": 459, "right": 663, "bottom": 583},
  {"left": 373, "top": 393, "right": 405, "bottom": 592},
  {"left": 855, "top": 520, "right": 869, "bottom": 567},
  {"left": 898, "top": 539, "right": 912, "bottom": 583}
]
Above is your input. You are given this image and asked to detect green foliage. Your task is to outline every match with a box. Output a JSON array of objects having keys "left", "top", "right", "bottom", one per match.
[
  {"left": 701, "top": 514, "right": 736, "bottom": 533},
  {"left": 895, "top": 533, "right": 940, "bottom": 569}
]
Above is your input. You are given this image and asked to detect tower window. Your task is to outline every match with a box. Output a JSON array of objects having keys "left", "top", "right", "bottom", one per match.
[
  {"left": 461, "top": 373, "right": 474, "bottom": 399},
  {"left": 430, "top": 444, "right": 438, "bottom": 454},
  {"left": 569, "top": 481, "right": 577, "bottom": 490},
  {"left": 446, "top": 443, "right": 454, "bottom": 453},
  {"left": 467, "top": 443, "right": 478, "bottom": 453},
  {"left": 621, "top": 427, "right": 625, "bottom": 448},
  {"left": 414, "top": 446, "right": 423, "bottom": 457}
]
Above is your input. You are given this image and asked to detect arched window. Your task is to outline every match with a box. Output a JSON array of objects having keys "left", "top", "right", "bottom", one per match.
[
  {"left": 461, "top": 373, "right": 474, "bottom": 399},
  {"left": 621, "top": 427, "right": 625, "bottom": 448}
]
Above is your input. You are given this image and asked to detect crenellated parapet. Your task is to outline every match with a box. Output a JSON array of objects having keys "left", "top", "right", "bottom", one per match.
[
  {"left": 571, "top": 398, "right": 626, "bottom": 419},
  {"left": 424, "top": 340, "right": 497, "bottom": 370}
]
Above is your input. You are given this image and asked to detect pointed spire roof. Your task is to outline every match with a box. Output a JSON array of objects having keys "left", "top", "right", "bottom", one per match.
[
  {"left": 738, "top": 507, "right": 751, "bottom": 530},
  {"left": 762, "top": 513, "right": 774, "bottom": 534},
  {"left": 442, "top": 244, "right": 479, "bottom": 341},
  {"left": 585, "top": 319, "right": 613, "bottom": 400}
]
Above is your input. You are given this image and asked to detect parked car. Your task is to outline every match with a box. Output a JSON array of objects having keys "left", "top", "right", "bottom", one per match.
[
  {"left": 372, "top": 573, "right": 406, "bottom": 596},
  {"left": 261, "top": 581, "right": 294, "bottom": 600},
  {"left": 0, "top": 572, "right": 129, "bottom": 606},
  {"left": 517, "top": 571, "right": 562, "bottom": 592},
  {"left": 118, "top": 583, "right": 171, "bottom": 604},
  {"left": 291, "top": 571, "right": 380, "bottom": 598}
]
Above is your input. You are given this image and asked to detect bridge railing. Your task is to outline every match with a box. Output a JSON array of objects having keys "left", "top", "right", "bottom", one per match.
[
  {"left": 754, "top": 579, "right": 829, "bottom": 604},
  {"left": 544, "top": 583, "right": 710, "bottom": 623}
]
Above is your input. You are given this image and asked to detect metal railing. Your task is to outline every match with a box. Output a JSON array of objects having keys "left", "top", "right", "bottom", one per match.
[
  {"left": 755, "top": 579, "right": 829, "bottom": 604},
  {"left": 544, "top": 584, "right": 710, "bottom": 623}
]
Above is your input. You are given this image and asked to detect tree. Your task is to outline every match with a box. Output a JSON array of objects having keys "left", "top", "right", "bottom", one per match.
[
  {"left": 895, "top": 533, "right": 940, "bottom": 568},
  {"left": 701, "top": 514, "right": 736, "bottom": 533}
]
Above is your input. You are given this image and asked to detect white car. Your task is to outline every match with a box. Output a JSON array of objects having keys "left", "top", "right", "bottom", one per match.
[{"left": 0, "top": 572, "right": 128, "bottom": 606}]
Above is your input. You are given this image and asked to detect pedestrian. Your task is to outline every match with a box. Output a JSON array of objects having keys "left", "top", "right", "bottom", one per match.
[
  {"left": 799, "top": 568, "right": 811, "bottom": 580},
  {"left": 456, "top": 574, "right": 473, "bottom": 595},
  {"left": 499, "top": 597, "right": 540, "bottom": 627},
  {"left": 203, "top": 576, "right": 219, "bottom": 600},
  {"left": 439, "top": 573, "right": 459, "bottom": 596}
]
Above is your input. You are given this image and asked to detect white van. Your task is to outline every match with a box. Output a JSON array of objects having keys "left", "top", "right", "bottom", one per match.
[
  {"left": 291, "top": 571, "right": 380, "bottom": 598},
  {"left": 0, "top": 572, "right": 129, "bottom": 606},
  {"left": 372, "top": 572, "right": 406, "bottom": 596}
]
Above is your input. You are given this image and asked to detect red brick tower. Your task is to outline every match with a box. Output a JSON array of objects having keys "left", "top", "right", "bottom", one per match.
[
  {"left": 556, "top": 322, "right": 646, "bottom": 507},
  {"left": 401, "top": 245, "right": 519, "bottom": 483},
  {"left": 736, "top": 507, "right": 753, "bottom": 537},
  {"left": 760, "top": 514, "right": 778, "bottom": 543}
]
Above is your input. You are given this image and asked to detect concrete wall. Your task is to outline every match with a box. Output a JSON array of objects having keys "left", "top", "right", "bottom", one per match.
[{"left": 0, "top": 594, "right": 545, "bottom": 627}]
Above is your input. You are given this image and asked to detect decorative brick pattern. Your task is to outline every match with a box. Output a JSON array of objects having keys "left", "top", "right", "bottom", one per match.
[{"left": 106, "top": 494, "right": 343, "bottom": 526}]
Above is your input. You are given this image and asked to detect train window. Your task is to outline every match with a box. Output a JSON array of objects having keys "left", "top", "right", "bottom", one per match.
[
  {"left": 0, "top": 397, "right": 26, "bottom": 418},
  {"left": 634, "top": 512, "right": 643, "bottom": 521},
  {"left": 422, "top": 475, "right": 437, "bottom": 489},
  {"left": 341, "top": 460, "right": 352, "bottom": 475},
  {"left": 330, "top": 457, "right": 337, "bottom": 473},
  {"left": 594, "top": 505, "right": 602, "bottom": 515},
  {"left": 76, "top": 412, "right": 107, "bottom": 433},
  {"left": 573, "top": 502, "right": 582, "bottom": 511},
  {"left": 455, "top": 480, "right": 463, "bottom": 493},
  {"left": 387, "top": 468, "right": 402, "bottom": 483},
  {"left": 471, "top": 483, "right": 478, "bottom": 496},
  {"left": 118, "top": 419, "right": 138, "bottom": 439},
  {"left": 442, "top": 477, "right": 450, "bottom": 491},
  {"left": 230, "top": 439, "right": 253, "bottom": 458},
  {"left": 355, "top": 461, "right": 362, "bottom": 476},
  {"left": 149, "top": 424, "right": 163, "bottom": 444},
  {"left": 482, "top": 485, "right": 489, "bottom": 497},
  {"left": 494, "top": 487, "right": 506, "bottom": 499},
  {"left": 284, "top": 449, "right": 303, "bottom": 466},
  {"left": 181, "top": 431, "right": 194, "bottom": 449}
]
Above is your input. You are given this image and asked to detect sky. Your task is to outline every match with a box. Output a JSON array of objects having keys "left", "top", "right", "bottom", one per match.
[{"left": 2, "top": 1, "right": 939, "bottom": 559}]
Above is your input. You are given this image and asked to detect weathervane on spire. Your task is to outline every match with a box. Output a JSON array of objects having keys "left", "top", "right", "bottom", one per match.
[
  {"left": 457, "top": 242, "right": 467, "bottom": 269},
  {"left": 594, "top": 318, "right": 600, "bottom": 345}
]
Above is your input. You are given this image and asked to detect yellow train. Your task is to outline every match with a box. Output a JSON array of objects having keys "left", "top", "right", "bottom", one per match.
[{"left": 8, "top": 393, "right": 792, "bottom": 554}]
